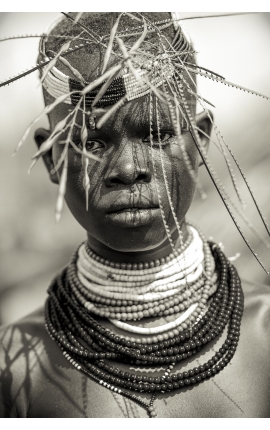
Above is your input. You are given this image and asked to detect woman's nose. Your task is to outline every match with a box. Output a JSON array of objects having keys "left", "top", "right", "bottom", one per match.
[{"left": 104, "top": 142, "right": 152, "bottom": 187}]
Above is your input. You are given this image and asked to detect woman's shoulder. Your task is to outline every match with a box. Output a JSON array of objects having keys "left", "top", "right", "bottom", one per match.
[
  {"left": 0, "top": 304, "right": 63, "bottom": 381},
  {"left": 0, "top": 306, "right": 53, "bottom": 417},
  {"left": 0, "top": 306, "right": 47, "bottom": 364},
  {"left": 241, "top": 278, "right": 270, "bottom": 347},
  {"left": 0, "top": 306, "right": 46, "bottom": 351},
  {"left": 242, "top": 278, "right": 270, "bottom": 316}
]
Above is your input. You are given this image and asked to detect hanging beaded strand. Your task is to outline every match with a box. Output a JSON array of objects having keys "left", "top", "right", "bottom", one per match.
[
  {"left": 154, "top": 93, "right": 204, "bottom": 340},
  {"left": 175, "top": 79, "right": 269, "bottom": 274},
  {"left": 172, "top": 63, "right": 246, "bottom": 210}
]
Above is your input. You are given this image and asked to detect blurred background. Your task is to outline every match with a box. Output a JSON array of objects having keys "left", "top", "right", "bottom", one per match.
[{"left": 0, "top": 12, "right": 269, "bottom": 325}]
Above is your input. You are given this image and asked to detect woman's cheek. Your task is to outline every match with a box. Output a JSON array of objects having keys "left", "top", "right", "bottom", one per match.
[
  {"left": 169, "top": 146, "right": 198, "bottom": 214},
  {"left": 65, "top": 153, "right": 107, "bottom": 205}
]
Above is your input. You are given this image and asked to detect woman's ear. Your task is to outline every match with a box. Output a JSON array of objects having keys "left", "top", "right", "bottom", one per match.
[
  {"left": 195, "top": 111, "right": 213, "bottom": 167},
  {"left": 34, "top": 128, "right": 59, "bottom": 184}
]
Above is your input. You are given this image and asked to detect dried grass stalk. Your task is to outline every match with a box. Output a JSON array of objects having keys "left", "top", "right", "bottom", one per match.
[
  {"left": 55, "top": 152, "right": 68, "bottom": 224},
  {"left": 101, "top": 14, "right": 122, "bottom": 75}
]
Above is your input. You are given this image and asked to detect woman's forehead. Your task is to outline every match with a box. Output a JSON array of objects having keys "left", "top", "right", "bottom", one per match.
[{"left": 51, "top": 96, "right": 176, "bottom": 133}]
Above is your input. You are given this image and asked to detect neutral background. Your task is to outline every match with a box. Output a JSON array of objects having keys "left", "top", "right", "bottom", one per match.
[{"left": 0, "top": 12, "right": 269, "bottom": 325}]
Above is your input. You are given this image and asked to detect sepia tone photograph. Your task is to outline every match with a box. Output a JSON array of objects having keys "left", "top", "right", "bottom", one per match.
[{"left": 0, "top": 10, "right": 269, "bottom": 419}]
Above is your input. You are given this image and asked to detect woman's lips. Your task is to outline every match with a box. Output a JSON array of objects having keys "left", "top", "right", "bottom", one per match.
[{"left": 106, "top": 207, "right": 160, "bottom": 227}]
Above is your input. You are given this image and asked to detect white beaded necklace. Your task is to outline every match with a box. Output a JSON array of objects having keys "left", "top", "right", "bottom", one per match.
[
  {"left": 78, "top": 226, "right": 204, "bottom": 288},
  {"left": 109, "top": 302, "right": 199, "bottom": 334},
  {"left": 76, "top": 227, "right": 214, "bottom": 294},
  {"left": 72, "top": 225, "right": 217, "bottom": 337}
]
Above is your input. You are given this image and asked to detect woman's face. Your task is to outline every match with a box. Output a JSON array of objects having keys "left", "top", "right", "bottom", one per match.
[{"left": 49, "top": 96, "right": 202, "bottom": 257}]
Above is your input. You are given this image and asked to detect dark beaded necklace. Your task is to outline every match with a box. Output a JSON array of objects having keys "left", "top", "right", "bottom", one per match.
[{"left": 45, "top": 242, "right": 243, "bottom": 418}]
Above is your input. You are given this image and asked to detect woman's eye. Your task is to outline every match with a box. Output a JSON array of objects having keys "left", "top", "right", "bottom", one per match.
[
  {"left": 85, "top": 140, "right": 104, "bottom": 152},
  {"left": 142, "top": 132, "right": 173, "bottom": 146},
  {"left": 75, "top": 140, "right": 105, "bottom": 152}
]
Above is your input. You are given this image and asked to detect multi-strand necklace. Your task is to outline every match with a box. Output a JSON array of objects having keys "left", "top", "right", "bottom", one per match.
[{"left": 45, "top": 225, "right": 243, "bottom": 418}]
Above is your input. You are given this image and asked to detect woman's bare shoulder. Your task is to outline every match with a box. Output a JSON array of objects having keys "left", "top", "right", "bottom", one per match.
[
  {"left": 242, "top": 279, "right": 270, "bottom": 312},
  {"left": 0, "top": 306, "right": 46, "bottom": 352},
  {"left": 241, "top": 279, "right": 270, "bottom": 339},
  {"left": 0, "top": 307, "right": 47, "bottom": 364},
  {"left": 0, "top": 306, "right": 54, "bottom": 417}
]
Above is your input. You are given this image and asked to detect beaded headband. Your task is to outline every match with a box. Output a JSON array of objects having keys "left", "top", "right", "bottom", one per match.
[{"left": 42, "top": 56, "right": 175, "bottom": 107}]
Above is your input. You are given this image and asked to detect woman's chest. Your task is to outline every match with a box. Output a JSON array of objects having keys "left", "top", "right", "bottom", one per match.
[
  {"left": 21, "top": 307, "right": 270, "bottom": 418},
  {"left": 26, "top": 352, "right": 270, "bottom": 418}
]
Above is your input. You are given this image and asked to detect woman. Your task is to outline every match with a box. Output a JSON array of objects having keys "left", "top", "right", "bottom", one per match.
[{"left": 0, "top": 12, "right": 269, "bottom": 418}]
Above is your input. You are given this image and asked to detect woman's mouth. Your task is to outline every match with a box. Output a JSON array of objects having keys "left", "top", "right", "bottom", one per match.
[{"left": 106, "top": 207, "right": 160, "bottom": 227}]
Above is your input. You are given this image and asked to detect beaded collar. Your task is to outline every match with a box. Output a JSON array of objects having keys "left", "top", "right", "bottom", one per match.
[{"left": 45, "top": 225, "right": 243, "bottom": 418}]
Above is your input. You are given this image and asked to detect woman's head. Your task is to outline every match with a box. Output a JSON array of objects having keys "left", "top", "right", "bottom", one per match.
[{"left": 34, "top": 12, "right": 212, "bottom": 260}]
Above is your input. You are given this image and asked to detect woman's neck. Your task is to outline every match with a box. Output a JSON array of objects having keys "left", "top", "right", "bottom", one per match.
[{"left": 86, "top": 222, "right": 189, "bottom": 263}]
